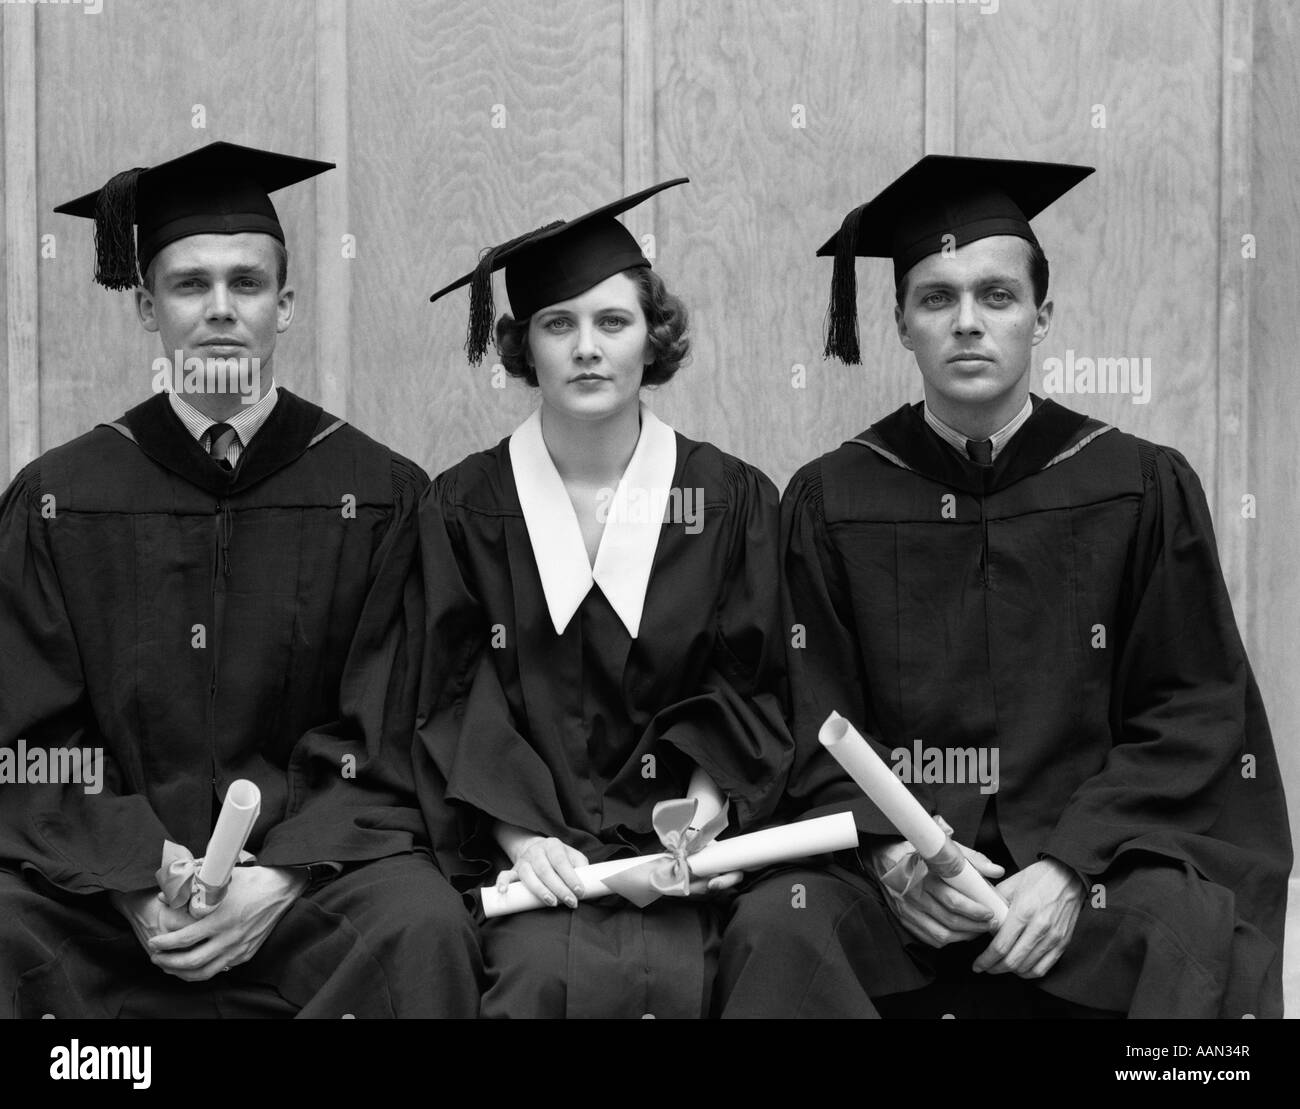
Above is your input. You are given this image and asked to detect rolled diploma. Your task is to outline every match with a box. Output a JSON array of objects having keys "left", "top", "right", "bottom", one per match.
[
  {"left": 481, "top": 811, "right": 858, "bottom": 918},
  {"left": 193, "top": 779, "right": 262, "bottom": 912},
  {"left": 818, "top": 711, "right": 1008, "bottom": 926}
]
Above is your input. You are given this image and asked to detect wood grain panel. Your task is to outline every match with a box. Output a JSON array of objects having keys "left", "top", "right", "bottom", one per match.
[
  {"left": 623, "top": 0, "right": 655, "bottom": 191},
  {"left": 347, "top": 0, "right": 627, "bottom": 479},
  {"left": 956, "top": 0, "right": 1222, "bottom": 483},
  {"left": 652, "top": 0, "right": 926, "bottom": 492},
  {"left": 316, "top": 0, "right": 351, "bottom": 419},
  {"left": 924, "top": 0, "right": 956, "bottom": 154},
  {"left": 3, "top": 5, "right": 37, "bottom": 481},
  {"left": 0, "top": 9, "right": 9, "bottom": 485},
  {"left": 35, "top": 0, "right": 321, "bottom": 455},
  {"left": 1217, "top": 0, "right": 1253, "bottom": 632},
  {"left": 1250, "top": 0, "right": 1300, "bottom": 869}
]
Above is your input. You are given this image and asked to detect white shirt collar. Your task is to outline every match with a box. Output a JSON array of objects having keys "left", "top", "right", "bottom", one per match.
[
  {"left": 923, "top": 394, "right": 1033, "bottom": 462},
  {"left": 168, "top": 380, "right": 279, "bottom": 446},
  {"left": 509, "top": 403, "right": 677, "bottom": 638}
]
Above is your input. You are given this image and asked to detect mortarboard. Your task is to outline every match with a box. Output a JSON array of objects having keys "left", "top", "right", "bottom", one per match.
[
  {"left": 54, "top": 141, "right": 335, "bottom": 291},
  {"left": 429, "top": 178, "right": 688, "bottom": 365},
  {"left": 817, "top": 155, "right": 1095, "bottom": 364}
]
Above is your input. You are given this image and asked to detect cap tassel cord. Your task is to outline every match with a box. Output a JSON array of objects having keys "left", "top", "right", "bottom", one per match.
[
  {"left": 92, "top": 167, "right": 145, "bottom": 290},
  {"left": 464, "top": 220, "right": 565, "bottom": 365},
  {"left": 824, "top": 203, "right": 864, "bottom": 365}
]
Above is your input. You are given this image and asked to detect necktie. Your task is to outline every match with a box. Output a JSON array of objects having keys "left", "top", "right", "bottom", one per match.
[
  {"left": 966, "top": 437, "right": 993, "bottom": 467},
  {"left": 207, "top": 423, "right": 238, "bottom": 471}
]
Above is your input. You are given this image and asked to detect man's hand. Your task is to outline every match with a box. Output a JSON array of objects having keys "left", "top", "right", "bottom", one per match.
[
  {"left": 870, "top": 818, "right": 1006, "bottom": 948},
  {"left": 971, "top": 858, "right": 1084, "bottom": 978},
  {"left": 110, "top": 888, "right": 195, "bottom": 952},
  {"left": 144, "top": 866, "right": 308, "bottom": 982}
]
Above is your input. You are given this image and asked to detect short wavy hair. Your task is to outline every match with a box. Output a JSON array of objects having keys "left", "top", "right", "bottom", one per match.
[{"left": 494, "top": 266, "right": 690, "bottom": 387}]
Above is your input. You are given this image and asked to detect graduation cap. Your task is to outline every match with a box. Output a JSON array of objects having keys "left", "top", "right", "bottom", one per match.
[
  {"left": 54, "top": 140, "right": 335, "bottom": 291},
  {"left": 429, "top": 177, "right": 688, "bottom": 365},
  {"left": 817, "top": 155, "right": 1095, "bottom": 364}
]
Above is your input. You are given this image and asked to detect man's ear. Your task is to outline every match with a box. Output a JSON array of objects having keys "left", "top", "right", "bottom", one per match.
[
  {"left": 276, "top": 285, "right": 295, "bottom": 333},
  {"left": 136, "top": 286, "right": 160, "bottom": 334},
  {"left": 1031, "top": 298, "right": 1054, "bottom": 346},
  {"left": 894, "top": 302, "right": 914, "bottom": 351}
]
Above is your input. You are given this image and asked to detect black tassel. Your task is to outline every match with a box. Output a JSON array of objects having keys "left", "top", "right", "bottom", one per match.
[
  {"left": 92, "top": 167, "right": 145, "bottom": 290},
  {"left": 823, "top": 203, "right": 864, "bottom": 365},
  {"left": 464, "top": 220, "right": 565, "bottom": 365},
  {"left": 465, "top": 251, "right": 497, "bottom": 366}
]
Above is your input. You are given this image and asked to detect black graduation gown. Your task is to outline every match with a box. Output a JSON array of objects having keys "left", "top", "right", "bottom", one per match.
[
  {"left": 0, "top": 388, "right": 480, "bottom": 1017},
  {"left": 777, "top": 397, "right": 1291, "bottom": 1017},
  {"left": 415, "top": 431, "right": 793, "bottom": 1018}
]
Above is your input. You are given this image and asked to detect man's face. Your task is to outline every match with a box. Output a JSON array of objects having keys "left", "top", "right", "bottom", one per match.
[
  {"left": 894, "top": 235, "right": 1051, "bottom": 417},
  {"left": 136, "top": 232, "right": 293, "bottom": 390}
]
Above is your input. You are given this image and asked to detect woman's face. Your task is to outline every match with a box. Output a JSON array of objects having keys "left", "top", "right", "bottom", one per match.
[{"left": 527, "top": 272, "right": 651, "bottom": 423}]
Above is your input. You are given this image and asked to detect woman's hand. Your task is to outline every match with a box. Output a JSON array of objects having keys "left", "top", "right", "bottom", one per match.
[
  {"left": 680, "top": 769, "right": 740, "bottom": 896},
  {"left": 496, "top": 835, "right": 590, "bottom": 910}
]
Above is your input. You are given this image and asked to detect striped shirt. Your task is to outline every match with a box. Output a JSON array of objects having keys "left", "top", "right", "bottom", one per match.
[
  {"left": 923, "top": 395, "right": 1033, "bottom": 463},
  {"left": 167, "top": 381, "right": 279, "bottom": 467}
]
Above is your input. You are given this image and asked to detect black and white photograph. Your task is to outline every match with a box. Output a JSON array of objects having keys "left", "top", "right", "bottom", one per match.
[{"left": 0, "top": 0, "right": 1295, "bottom": 1086}]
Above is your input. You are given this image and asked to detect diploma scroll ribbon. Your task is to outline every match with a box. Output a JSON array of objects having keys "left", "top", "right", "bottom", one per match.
[
  {"left": 818, "top": 711, "right": 1008, "bottom": 927},
  {"left": 598, "top": 796, "right": 730, "bottom": 908},
  {"left": 155, "top": 779, "right": 262, "bottom": 918},
  {"left": 480, "top": 810, "right": 860, "bottom": 918}
]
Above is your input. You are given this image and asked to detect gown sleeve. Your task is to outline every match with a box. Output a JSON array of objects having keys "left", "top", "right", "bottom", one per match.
[
  {"left": 0, "top": 463, "right": 170, "bottom": 893},
  {"left": 780, "top": 459, "right": 937, "bottom": 833},
  {"left": 257, "top": 456, "right": 432, "bottom": 868},
  {"left": 412, "top": 469, "right": 550, "bottom": 891},
  {"left": 637, "top": 457, "right": 794, "bottom": 831},
  {"left": 1042, "top": 446, "right": 1293, "bottom": 894}
]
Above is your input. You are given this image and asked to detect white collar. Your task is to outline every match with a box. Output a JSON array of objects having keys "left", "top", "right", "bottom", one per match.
[
  {"left": 509, "top": 403, "right": 677, "bottom": 638},
  {"left": 168, "top": 380, "right": 279, "bottom": 445}
]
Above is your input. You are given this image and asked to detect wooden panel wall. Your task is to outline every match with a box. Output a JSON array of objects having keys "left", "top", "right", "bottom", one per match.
[
  {"left": 3, "top": 4, "right": 33, "bottom": 480},
  {"left": 1, "top": 0, "right": 1296, "bottom": 861},
  {"left": 0, "top": 9, "right": 11, "bottom": 479},
  {"left": 1250, "top": 0, "right": 1300, "bottom": 861}
]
